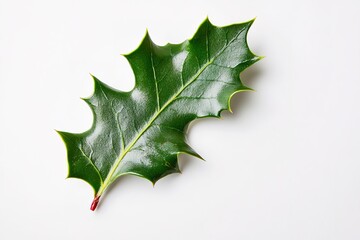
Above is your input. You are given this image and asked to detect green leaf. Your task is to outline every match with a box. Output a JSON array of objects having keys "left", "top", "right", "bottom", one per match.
[{"left": 58, "top": 18, "right": 262, "bottom": 210}]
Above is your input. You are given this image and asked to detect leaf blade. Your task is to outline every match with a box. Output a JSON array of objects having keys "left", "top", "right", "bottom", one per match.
[{"left": 59, "top": 18, "right": 262, "bottom": 209}]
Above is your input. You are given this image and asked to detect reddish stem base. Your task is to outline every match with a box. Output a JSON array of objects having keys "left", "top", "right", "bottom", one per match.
[{"left": 90, "top": 195, "right": 101, "bottom": 211}]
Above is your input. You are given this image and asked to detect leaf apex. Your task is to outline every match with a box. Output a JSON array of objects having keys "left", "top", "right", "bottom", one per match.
[
  {"left": 122, "top": 29, "right": 154, "bottom": 61},
  {"left": 90, "top": 73, "right": 99, "bottom": 82},
  {"left": 203, "top": 16, "right": 212, "bottom": 25},
  {"left": 239, "top": 17, "right": 257, "bottom": 28},
  {"left": 144, "top": 27, "right": 150, "bottom": 36},
  {"left": 90, "top": 74, "right": 105, "bottom": 89},
  {"left": 55, "top": 130, "right": 68, "bottom": 144},
  {"left": 80, "top": 97, "right": 90, "bottom": 103},
  {"left": 55, "top": 130, "right": 71, "bottom": 140}
]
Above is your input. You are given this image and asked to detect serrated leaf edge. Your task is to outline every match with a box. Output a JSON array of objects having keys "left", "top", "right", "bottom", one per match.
[{"left": 59, "top": 17, "right": 262, "bottom": 202}]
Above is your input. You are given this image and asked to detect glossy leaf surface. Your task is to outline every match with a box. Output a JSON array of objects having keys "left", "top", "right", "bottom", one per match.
[{"left": 58, "top": 18, "right": 261, "bottom": 210}]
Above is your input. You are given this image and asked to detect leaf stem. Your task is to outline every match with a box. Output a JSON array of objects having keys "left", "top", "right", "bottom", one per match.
[{"left": 90, "top": 195, "right": 101, "bottom": 211}]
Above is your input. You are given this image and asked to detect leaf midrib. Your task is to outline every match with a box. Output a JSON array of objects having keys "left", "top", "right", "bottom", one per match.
[{"left": 96, "top": 27, "right": 246, "bottom": 195}]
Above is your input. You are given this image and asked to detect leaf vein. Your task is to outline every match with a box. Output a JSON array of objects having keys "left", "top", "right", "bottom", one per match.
[
  {"left": 79, "top": 145, "right": 104, "bottom": 184},
  {"left": 150, "top": 51, "right": 160, "bottom": 110}
]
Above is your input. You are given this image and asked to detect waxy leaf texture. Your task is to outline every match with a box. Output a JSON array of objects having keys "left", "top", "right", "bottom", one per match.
[{"left": 58, "top": 18, "right": 262, "bottom": 210}]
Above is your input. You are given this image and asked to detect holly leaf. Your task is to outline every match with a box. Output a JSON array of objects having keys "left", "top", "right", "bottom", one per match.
[{"left": 58, "top": 18, "right": 262, "bottom": 210}]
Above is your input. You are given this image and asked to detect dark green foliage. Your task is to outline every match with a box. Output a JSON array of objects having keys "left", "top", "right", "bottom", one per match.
[{"left": 58, "top": 18, "right": 261, "bottom": 209}]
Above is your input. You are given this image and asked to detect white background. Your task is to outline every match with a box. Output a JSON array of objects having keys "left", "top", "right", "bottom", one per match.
[{"left": 0, "top": 0, "right": 359, "bottom": 239}]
